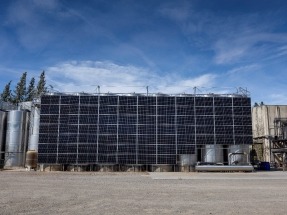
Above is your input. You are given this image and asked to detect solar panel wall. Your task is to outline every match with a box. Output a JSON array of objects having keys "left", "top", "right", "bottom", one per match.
[{"left": 38, "top": 94, "right": 252, "bottom": 165}]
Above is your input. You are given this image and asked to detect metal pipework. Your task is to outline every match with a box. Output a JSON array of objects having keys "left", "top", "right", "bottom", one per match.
[
  {"left": 195, "top": 165, "right": 254, "bottom": 172},
  {"left": 228, "top": 152, "right": 250, "bottom": 165}
]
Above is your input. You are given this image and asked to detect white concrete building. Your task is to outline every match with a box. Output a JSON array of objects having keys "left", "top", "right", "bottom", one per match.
[{"left": 252, "top": 104, "right": 287, "bottom": 162}]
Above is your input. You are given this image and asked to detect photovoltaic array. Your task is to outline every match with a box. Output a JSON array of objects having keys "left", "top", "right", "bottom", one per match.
[{"left": 38, "top": 94, "right": 252, "bottom": 165}]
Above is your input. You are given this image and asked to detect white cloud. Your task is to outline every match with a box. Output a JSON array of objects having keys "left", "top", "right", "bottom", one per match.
[
  {"left": 266, "top": 45, "right": 287, "bottom": 60},
  {"left": 5, "top": 1, "right": 50, "bottom": 50},
  {"left": 46, "top": 61, "right": 217, "bottom": 94},
  {"left": 214, "top": 40, "right": 249, "bottom": 64},
  {"left": 159, "top": 4, "right": 287, "bottom": 65},
  {"left": 214, "top": 33, "right": 287, "bottom": 64},
  {"left": 227, "top": 64, "right": 261, "bottom": 75},
  {"left": 4, "top": 0, "right": 74, "bottom": 50}
]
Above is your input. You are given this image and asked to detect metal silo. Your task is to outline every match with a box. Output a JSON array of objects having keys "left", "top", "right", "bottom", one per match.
[
  {"left": 228, "top": 145, "right": 250, "bottom": 165},
  {"left": 28, "top": 106, "right": 40, "bottom": 151},
  {"left": 0, "top": 110, "right": 8, "bottom": 162},
  {"left": 203, "top": 144, "right": 224, "bottom": 163},
  {"left": 4, "top": 110, "right": 29, "bottom": 167},
  {"left": 177, "top": 154, "right": 197, "bottom": 172},
  {"left": 177, "top": 154, "right": 197, "bottom": 166}
]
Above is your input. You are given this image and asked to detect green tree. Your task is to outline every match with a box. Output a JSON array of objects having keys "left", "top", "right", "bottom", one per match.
[
  {"left": 1, "top": 81, "right": 12, "bottom": 102},
  {"left": 36, "top": 70, "right": 47, "bottom": 96},
  {"left": 26, "top": 77, "right": 36, "bottom": 101},
  {"left": 13, "top": 72, "right": 27, "bottom": 104}
]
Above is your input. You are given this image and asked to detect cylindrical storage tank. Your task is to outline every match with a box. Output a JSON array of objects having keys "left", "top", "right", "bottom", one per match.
[
  {"left": 228, "top": 144, "right": 249, "bottom": 165},
  {"left": 203, "top": 144, "right": 224, "bottom": 163},
  {"left": 28, "top": 106, "right": 40, "bottom": 151},
  {"left": 4, "top": 110, "right": 28, "bottom": 167},
  {"left": 0, "top": 111, "right": 8, "bottom": 161},
  {"left": 178, "top": 154, "right": 197, "bottom": 166},
  {"left": 25, "top": 150, "right": 38, "bottom": 169}
]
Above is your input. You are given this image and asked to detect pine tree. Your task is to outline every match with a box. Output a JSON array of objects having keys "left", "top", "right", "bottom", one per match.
[
  {"left": 1, "top": 81, "right": 12, "bottom": 102},
  {"left": 37, "top": 70, "right": 47, "bottom": 96},
  {"left": 26, "top": 77, "right": 36, "bottom": 101},
  {"left": 13, "top": 72, "right": 27, "bottom": 104}
]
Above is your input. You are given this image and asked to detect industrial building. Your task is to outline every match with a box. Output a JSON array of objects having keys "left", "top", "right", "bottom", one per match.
[
  {"left": 0, "top": 92, "right": 254, "bottom": 172},
  {"left": 252, "top": 104, "right": 287, "bottom": 168}
]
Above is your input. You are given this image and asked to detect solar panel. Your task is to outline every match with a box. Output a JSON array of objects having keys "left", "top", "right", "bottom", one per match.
[{"left": 38, "top": 94, "right": 252, "bottom": 165}]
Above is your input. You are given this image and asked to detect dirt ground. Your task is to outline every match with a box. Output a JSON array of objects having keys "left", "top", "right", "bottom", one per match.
[{"left": 0, "top": 170, "right": 287, "bottom": 215}]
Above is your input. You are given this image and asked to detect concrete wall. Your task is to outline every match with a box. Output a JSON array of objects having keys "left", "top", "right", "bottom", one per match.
[{"left": 252, "top": 105, "right": 287, "bottom": 162}]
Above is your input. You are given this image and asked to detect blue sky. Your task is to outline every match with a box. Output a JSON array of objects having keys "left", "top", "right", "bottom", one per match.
[{"left": 1, "top": 0, "right": 287, "bottom": 104}]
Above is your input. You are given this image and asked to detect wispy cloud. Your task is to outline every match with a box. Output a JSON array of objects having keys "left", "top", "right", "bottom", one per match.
[
  {"left": 265, "top": 45, "right": 287, "bottom": 61},
  {"left": 5, "top": 0, "right": 63, "bottom": 50},
  {"left": 46, "top": 61, "right": 217, "bottom": 94},
  {"left": 214, "top": 33, "right": 287, "bottom": 64},
  {"left": 227, "top": 64, "right": 261, "bottom": 75},
  {"left": 159, "top": 3, "right": 287, "bottom": 65}
]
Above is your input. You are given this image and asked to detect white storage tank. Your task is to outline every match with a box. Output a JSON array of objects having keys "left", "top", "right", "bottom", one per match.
[
  {"left": 28, "top": 106, "right": 40, "bottom": 151},
  {"left": 228, "top": 144, "right": 250, "bottom": 165},
  {"left": 178, "top": 154, "right": 197, "bottom": 172},
  {"left": 4, "top": 110, "right": 29, "bottom": 167},
  {"left": 178, "top": 154, "right": 197, "bottom": 166},
  {"left": 203, "top": 144, "right": 224, "bottom": 163}
]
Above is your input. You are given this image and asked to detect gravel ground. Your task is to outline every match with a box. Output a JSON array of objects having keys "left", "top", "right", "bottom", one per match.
[{"left": 1, "top": 170, "right": 287, "bottom": 215}]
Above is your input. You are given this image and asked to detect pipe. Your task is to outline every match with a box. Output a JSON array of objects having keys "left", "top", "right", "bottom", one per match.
[
  {"left": 195, "top": 165, "right": 254, "bottom": 172},
  {"left": 228, "top": 152, "right": 250, "bottom": 165}
]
